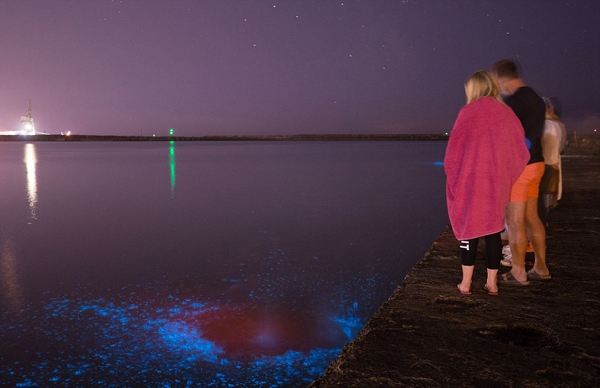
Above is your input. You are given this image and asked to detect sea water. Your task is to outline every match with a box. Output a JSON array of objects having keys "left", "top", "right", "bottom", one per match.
[{"left": 0, "top": 141, "right": 448, "bottom": 387}]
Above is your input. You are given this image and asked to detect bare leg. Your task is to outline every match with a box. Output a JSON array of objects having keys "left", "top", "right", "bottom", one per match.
[
  {"left": 459, "top": 265, "right": 474, "bottom": 293},
  {"left": 486, "top": 269, "right": 498, "bottom": 293},
  {"left": 526, "top": 197, "right": 550, "bottom": 276},
  {"left": 506, "top": 201, "right": 528, "bottom": 282}
]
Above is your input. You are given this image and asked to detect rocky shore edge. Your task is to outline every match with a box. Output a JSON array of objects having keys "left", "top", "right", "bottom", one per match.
[{"left": 308, "top": 146, "right": 600, "bottom": 388}]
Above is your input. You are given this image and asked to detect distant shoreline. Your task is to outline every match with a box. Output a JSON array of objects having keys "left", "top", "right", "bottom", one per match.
[{"left": 0, "top": 134, "right": 449, "bottom": 142}]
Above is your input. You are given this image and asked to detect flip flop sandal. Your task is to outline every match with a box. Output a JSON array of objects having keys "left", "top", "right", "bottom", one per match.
[
  {"left": 457, "top": 284, "right": 472, "bottom": 295},
  {"left": 527, "top": 269, "right": 552, "bottom": 280},
  {"left": 484, "top": 284, "right": 499, "bottom": 295},
  {"left": 500, "top": 271, "right": 530, "bottom": 286}
]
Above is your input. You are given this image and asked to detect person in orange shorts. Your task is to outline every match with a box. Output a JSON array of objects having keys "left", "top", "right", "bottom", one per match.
[{"left": 492, "top": 60, "right": 551, "bottom": 285}]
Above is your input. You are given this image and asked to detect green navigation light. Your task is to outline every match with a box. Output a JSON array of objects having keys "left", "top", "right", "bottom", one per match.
[{"left": 169, "top": 128, "right": 174, "bottom": 136}]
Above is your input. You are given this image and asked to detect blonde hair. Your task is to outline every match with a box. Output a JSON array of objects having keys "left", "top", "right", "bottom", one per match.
[{"left": 464, "top": 70, "right": 504, "bottom": 104}]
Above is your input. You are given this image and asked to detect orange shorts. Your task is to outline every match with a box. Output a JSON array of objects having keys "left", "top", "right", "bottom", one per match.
[{"left": 510, "top": 162, "right": 545, "bottom": 202}]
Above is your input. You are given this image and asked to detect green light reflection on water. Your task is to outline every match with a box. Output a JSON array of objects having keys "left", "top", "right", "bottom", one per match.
[{"left": 169, "top": 140, "right": 176, "bottom": 198}]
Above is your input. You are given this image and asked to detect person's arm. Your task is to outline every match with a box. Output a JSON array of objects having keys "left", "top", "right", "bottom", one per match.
[
  {"left": 541, "top": 123, "right": 559, "bottom": 166},
  {"left": 558, "top": 122, "right": 567, "bottom": 154}
]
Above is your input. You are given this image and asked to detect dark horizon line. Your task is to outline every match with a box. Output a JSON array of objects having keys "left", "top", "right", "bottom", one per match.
[{"left": 0, "top": 133, "right": 450, "bottom": 142}]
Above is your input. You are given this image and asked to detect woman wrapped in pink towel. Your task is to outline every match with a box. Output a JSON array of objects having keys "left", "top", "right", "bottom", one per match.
[{"left": 445, "top": 71, "right": 529, "bottom": 295}]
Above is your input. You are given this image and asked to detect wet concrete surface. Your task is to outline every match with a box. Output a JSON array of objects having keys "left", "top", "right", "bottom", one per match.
[{"left": 309, "top": 147, "right": 600, "bottom": 388}]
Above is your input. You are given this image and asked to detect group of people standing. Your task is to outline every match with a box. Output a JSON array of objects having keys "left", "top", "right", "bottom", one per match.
[{"left": 444, "top": 59, "right": 565, "bottom": 295}]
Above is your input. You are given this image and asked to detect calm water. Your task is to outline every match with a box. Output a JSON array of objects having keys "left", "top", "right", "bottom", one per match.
[{"left": 0, "top": 141, "right": 448, "bottom": 387}]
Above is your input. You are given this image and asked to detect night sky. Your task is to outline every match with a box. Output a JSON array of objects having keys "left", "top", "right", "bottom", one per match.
[{"left": 1, "top": 0, "right": 599, "bottom": 136}]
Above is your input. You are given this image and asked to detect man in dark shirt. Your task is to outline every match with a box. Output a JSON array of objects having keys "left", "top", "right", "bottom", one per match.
[
  {"left": 492, "top": 60, "right": 551, "bottom": 285},
  {"left": 505, "top": 87, "right": 546, "bottom": 165}
]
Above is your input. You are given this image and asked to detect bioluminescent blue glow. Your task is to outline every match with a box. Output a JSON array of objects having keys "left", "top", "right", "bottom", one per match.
[
  {"left": 331, "top": 316, "right": 364, "bottom": 341},
  {"left": 0, "top": 278, "right": 373, "bottom": 387},
  {"left": 0, "top": 243, "right": 398, "bottom": 387}
]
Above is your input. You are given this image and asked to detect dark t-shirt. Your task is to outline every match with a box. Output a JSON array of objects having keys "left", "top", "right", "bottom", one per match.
[{"left": 504, "top": 86, "right": 545, "bottom": 164}]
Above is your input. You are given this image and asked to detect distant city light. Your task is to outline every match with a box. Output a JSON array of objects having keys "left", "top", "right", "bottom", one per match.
[{"left": 21, "top": 99, "right": 36, "bottom": 135}]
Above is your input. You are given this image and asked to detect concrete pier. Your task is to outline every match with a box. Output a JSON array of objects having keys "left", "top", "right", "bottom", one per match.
[{"left": 309, "top": 146, "right": 600, "bottom": 387}]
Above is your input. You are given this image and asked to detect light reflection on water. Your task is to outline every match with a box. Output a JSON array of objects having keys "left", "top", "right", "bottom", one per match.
[
  {"left": 24, "top": 143, "right": 38, "bottom": 220},
  {"left": 0, "top": 141, "right": 448, "bottom": 387},
  {"left": 170, "top": 140, "right": 176, "bottom": 199}
]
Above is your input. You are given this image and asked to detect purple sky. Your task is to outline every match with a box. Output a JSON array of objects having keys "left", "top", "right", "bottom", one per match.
[{"left": 1, "top": 0, "right": 599, "bottom": 136}]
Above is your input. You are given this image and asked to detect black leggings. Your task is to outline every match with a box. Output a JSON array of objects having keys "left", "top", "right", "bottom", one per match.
[{"left": 459, "top": 232, "right": 502, "bottom": 270}]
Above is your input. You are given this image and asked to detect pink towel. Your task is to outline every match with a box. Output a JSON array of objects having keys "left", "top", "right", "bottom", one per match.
[{"left": 444, "top": 97, "right": 529, "bottom": 240}]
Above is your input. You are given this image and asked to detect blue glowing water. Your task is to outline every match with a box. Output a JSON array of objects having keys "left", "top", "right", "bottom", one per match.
[{"left": 0, "top": 141, "right": 447, "bottom": 387}]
